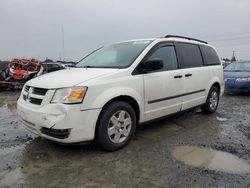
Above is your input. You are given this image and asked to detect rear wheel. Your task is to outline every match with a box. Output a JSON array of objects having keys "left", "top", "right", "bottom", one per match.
[
  {"left": 95, "top": 101, "right": 136, "bottom": 151},
  {"left": 201, "top": 86, "right": 220, "bottom": 114}
]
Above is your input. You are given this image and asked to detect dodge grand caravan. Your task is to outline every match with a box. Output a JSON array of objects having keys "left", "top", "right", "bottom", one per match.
[{"left": 17, "top": 35, "right": 224, "bottom": 151}]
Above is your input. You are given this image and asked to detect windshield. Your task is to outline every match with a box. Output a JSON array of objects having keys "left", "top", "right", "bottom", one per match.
[
  {"left": 76, "top": 40, "right": 152, "bottom": 68},
  {"left": 224, "top": 62, "right": 250, "bottom": 72}
]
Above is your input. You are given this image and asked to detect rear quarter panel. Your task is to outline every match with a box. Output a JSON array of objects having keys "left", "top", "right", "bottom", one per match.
[{"left": 207, "top": 65, "right": 224, "bottom": 96}]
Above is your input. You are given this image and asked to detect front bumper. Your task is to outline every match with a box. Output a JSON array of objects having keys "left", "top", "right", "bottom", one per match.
[
  {"left": 17, "top": 99, "right": 101, "bottom": 143},
  {"left": 225, "top": 80, "right": 250, "bottom": 93}
]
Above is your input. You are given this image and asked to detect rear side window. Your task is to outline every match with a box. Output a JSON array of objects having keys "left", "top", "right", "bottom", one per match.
[
  {"left": 200, "top": 45, "right": 221, "bottom": 65},
  {"left": 176, "top": 43, "right": 203, "bottom": 68},
  {"left": 147, "top": 46, "right": 178, "bottom": 71}
]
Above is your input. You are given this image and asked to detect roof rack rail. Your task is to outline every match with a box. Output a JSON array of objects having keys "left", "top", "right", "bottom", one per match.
[{"left": 165, "top": 35, "right": 208, "bottom": 44}]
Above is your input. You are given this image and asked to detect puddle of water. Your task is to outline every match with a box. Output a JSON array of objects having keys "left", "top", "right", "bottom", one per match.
[
  {"left": 172, "top": 146, "right": 250, "bottom": 174},
  {"left": 0, "top": 102, "right": 17, "bottom": 112},
  {"left": 216, "top": 117, "right": 227, "bottom": 122},
  {"left": 0, "top": 91, "right": 20, "bottom": 112}
]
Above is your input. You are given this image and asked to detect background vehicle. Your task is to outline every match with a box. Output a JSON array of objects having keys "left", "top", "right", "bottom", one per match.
[
  {"left": 17, "top": 36, "right": 224, "bottom": 151},
  {"left": 63, "top": 63, "right": 76, "bottom": 68},
  {"left": 222, "top": 61, "right": 231, "bottom": 68},
  {"left": 0, "top": 58, "right": 43, "bottom": 90},
  {"left": 42, "top": 63, "right": 65, "bottom": 73},
  {"left": 224, "top": 61, "right": 250, "bottom": 94}
]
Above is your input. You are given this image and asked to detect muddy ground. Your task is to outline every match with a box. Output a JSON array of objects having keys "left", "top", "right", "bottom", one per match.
[{"left": 0, "top": 91, "right": 249, "bottom": 188}]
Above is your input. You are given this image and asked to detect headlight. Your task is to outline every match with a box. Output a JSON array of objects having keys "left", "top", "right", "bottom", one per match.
[
  {"left": 51, "top": 86, "right": 88, "bottom": 104},
  {"left": 236, "top": 77, "right": 250, "bottom": 82}
]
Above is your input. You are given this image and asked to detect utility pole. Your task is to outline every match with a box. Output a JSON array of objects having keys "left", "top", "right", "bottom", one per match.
[
  {"left": 231, "top": 51, "right": 236, "bottom": 62},
  {"left": 62, "top": 25, "right": 65, "bottom": 61}
]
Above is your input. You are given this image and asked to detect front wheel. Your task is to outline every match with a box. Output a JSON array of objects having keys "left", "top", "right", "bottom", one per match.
[
  {"left": 95, "top": 101, "right": 137, "bottom": 151},
  {"left": 201, "top": 86, "right": 220, "bottom": 114}
]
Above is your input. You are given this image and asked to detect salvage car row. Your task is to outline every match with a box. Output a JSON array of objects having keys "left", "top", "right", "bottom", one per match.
[{"left": 0, "top": 60, "right": 75, "bottom": 90}]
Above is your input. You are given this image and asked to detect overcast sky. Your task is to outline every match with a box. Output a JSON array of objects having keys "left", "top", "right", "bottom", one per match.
[{"left": 0, "top": 0, "right": 250, "bottom": 61}]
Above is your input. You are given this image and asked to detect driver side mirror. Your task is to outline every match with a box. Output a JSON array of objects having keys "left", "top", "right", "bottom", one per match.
[{"left": 142, "top": 59, "right": 163, "bottom": 73}]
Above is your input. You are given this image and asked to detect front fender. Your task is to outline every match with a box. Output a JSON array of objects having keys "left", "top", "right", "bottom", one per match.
[{"left": 81, "top": 86, "right": 145, "bottom": 122}]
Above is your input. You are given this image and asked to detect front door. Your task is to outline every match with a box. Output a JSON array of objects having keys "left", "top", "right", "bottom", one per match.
[{"left": 143, "top": 43, "right": 184, "bottom": 121}]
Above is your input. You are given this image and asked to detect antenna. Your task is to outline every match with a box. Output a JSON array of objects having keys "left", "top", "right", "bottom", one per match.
[{"left": 231, "top": 50, "right": 236, "bottom": 61}]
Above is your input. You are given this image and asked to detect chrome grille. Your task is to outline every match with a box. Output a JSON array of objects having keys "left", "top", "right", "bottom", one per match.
[
  {"left": 29, "top": 97, "right": 43, "bottom": 105},
  {"left": 23, "top": 85, "right": 48, "bottom": 105},
  {"left": 225, "top": 78, "right": 235, "bottom": 81},
  {"left": 33, "top": 88, "right": 48, "bottom": 96},
  {"left": 24, "top": 85, "right": 30, "bottom": 92},
  {"left": 23, "top": 95, "right": 27, "bottom": 101}
]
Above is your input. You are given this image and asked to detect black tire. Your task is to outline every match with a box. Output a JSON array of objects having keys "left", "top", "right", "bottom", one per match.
[
  {"left": 201, "top": 86, "right": 220, "bottom": 114},
  {"left": 95, "top": 101, "right": 137, "bottom": 151}
]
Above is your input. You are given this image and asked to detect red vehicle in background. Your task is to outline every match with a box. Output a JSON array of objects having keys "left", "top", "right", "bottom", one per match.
[{"left": 0, "top": 58, "right": 44, "bottom": 90}]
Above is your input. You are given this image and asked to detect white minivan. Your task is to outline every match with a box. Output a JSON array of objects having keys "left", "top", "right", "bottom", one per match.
[{"left": 17, "top": 35, "right": 224, "bottom": 151}]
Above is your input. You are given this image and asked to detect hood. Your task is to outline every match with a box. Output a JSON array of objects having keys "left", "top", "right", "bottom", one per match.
[
  {"left": 224, "top": 71, "right": 250, "bottom": 78},
  {"left": 26, "top": 68, "right": 119, "bottom": 89}
]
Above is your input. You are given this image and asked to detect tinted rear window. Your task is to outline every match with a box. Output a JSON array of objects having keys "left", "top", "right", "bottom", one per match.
[
  {"left": 176, "top": 43, "right": 203, "bottom": 68},
  {"left": 200, "top": 45, "right": 221, "bottom": 65}
]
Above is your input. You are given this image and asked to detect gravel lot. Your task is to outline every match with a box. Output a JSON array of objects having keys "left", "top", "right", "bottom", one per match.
[{"left": 0, "top": 91, "right": 249, "bottom": 188}]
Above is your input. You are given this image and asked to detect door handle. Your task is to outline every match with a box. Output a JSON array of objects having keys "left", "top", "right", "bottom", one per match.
[
  {"left": 174, "top": 75, "right": 183, "bottom": 79},
  {"left": 185, "top": 73, "right": 192, "bottom": 77}
]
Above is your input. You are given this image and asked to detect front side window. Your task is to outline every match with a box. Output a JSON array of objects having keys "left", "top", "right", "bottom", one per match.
[
  {"left": 77, "top": 40, "right": 152, "bottom": 68},
  {"left": 147, "top": 46, "right": 178, "bottom": 71}
]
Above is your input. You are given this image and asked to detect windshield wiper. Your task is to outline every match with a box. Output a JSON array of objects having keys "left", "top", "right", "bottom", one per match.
[
  {"left": 83, "top": 65, "right": 96, "bottom": 68},
  {"left": 77, "top": 65, "right": 97, "bottom": 68}
]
